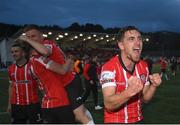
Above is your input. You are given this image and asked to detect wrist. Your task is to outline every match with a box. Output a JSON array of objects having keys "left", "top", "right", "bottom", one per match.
[
  {"left": 23, "top": 38, "right": 31, "bottom": 43},
  {"left": 150, "top": 83, "right": 158, "bottom": 88},
  {"left": 126, "top": 89, "right": 134, "bottom": 97}
]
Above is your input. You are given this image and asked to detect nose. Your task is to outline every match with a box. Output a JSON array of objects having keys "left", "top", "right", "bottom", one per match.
[{"left": 134, "top": 39, "right": 141, "bottom": 46}]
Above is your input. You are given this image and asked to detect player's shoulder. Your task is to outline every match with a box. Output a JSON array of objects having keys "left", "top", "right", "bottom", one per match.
[
  {"left": 7, "top": 64, "right": 15, "bottom": 73},
  {"left": 8, "top": 63, "right": 15, "bottom": 69},
  {"left": 26, "top": 61, "right": 33, "bottom": 67},
  {"left": 102, "top": 55, "right": 119, "bottom": 70},
  {"left": 139, "top": 60, "right": 148, "bottom": 66},
  {"left": 103, "top": 55, "right": 119, "bottom": 66}
]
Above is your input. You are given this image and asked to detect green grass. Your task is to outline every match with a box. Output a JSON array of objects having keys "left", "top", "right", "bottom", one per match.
[
  {"left": 0, "top": 71, "right": 11, "bottom": 123},
  {"left": 1, "top": 64, "right": 180, "bottom": 123},
  {"left": 142, "top": 64, "right": 180, "bottom": 123}
]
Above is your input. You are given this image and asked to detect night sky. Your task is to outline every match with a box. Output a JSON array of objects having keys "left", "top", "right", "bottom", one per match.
[{"left": 1, "top": 0, "right": 180, "bottom": 33}]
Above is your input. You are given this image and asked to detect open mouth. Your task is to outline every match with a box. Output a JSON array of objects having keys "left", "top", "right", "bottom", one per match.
[
  {"left": 133, "top": 48, "right": 142, "bottom": 56},
  {"left": 133, "top": 48, "right": 141, "bottom": 52}
]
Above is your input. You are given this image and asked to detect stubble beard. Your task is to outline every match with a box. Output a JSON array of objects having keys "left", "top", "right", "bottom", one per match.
[{"left": 127, "top": 53, "right": 141, "bottom": 63}]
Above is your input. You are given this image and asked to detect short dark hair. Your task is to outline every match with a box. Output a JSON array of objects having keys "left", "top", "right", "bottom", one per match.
[
  {"left": 12, "top": 42, "right": 22, "bottom": 48},
  {"left": 12, "top": 39, "right": 32, "bottom": 59},
  {"left": 23, "top": 24, "right": 40, "bottom": 33},
  {"left": 116, "top": 26, "right": 141, "bottom": 42}
]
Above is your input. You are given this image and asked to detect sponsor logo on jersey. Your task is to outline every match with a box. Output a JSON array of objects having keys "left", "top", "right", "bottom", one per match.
[{"left": 101, "top": 71, "right": 115, "bottom": 79}]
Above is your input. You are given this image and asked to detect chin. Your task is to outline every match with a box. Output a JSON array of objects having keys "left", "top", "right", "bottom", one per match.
[{"left": 133, "top": 57, "right": 140, "bottom": 63}]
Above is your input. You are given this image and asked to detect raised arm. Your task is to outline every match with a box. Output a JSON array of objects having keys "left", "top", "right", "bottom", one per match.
[
  {"left": 142, "top": 73, "right": 162, "bottom": 103},
  {"left": 19, "top": 35, "right": 51, "bottom": 57},
  {"left": 35, "top": 56, "right": 74, "bottom": 75}
]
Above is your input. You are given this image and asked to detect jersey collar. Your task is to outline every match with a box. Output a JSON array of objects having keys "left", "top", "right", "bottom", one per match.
[
  {"left": 16, "top": 60, "right": 28, "bottom": 68},
  {"left": 118, "top": 55, "right": 136, "bottom": 75}
]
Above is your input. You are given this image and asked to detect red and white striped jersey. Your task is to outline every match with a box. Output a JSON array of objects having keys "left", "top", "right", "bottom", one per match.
[
  {"left": 42, "top": 39, "right": 74, "bottom": 86},
  {"left": 100, "top": 55, "right": 150, "bottom": 123},
  {"left": 30, "top": 56, "right": 70, "bottom": 109},
  {"left": 8, "top": 62, "right": 39, "bottom": 105}
]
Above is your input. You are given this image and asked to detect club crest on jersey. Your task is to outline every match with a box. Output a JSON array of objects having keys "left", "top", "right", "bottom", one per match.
[{"left": 140, "top": 74, "right": 146, "bottom": 83}]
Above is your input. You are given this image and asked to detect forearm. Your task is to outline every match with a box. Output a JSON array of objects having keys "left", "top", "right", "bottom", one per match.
[
  {"left": 143, "top": 84, "right": 157, "bottom": 103},
  {"left": 103, "top": 76, "right": 144, "bottom": 111},
  {"left": 25, "top": 39, "right": 50, "bottom": 56},
  {"left": 104, "top": 90, "right": 131, "bottom": 111},
  {"left": 47, "top": 60, "right": 72, "bottom": 75}
]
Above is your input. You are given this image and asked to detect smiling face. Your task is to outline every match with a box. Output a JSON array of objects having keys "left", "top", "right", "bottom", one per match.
[
  {"left": 11, "top": 46, "right": 25, "bottom": 62},
  {"left": 118, "top": 29, "right": 143, "bottom": 63}
]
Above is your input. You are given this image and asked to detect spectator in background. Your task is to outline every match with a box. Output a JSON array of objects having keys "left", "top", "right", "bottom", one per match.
[
  {"left": 170, "top": 56, "right": 177, "bottom": 76},
  {"left": 7, "top": 42, "right": 42, "bottom": 123},
  {"left": 100, "top": 26, "right": 162, "bottom": 123},
  {"left": 96, "top": 60, "right": 103, "bottom": 89},
  {"left": 83, "top": 56, "right": 103, "bottom": 110},
  {"left": 96, "top": 61, "right": 103, "bottom": 79},
  {"left": 160, "top": 56, "right": 169, "bottom": 80},
  {"left": 144, "top": 56, "right": 153, "bottom": 74},
  {"left": 74, "top": 56, "right": 83, "bottom": 75},
  {"left": 177, "top": 57, "right": 180, "bottom": 71}
]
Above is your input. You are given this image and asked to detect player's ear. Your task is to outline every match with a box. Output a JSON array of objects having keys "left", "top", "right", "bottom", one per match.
[{"left": 117, "top": 41, "right": 124, "bottom": 50}]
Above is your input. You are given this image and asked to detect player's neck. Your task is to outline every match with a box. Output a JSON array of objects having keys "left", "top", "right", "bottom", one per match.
[
  {"left": 16, "top": 58, "right": 27, "bottom": 67},
  {"left": 121, "top": 54, "right": 135, "bottom": 71}
]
